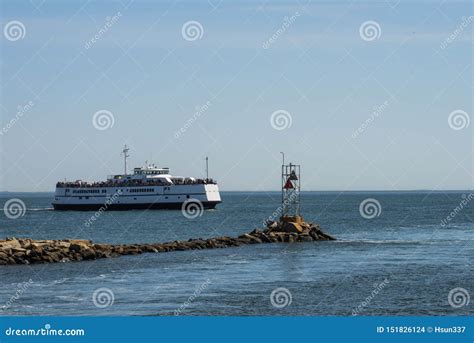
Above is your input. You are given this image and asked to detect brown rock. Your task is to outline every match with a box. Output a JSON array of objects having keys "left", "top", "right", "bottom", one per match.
[
  {"left": 0, "top": 218, "right": 335, "bottom": 265},
  {"left": 279, "top": 222, "right": 305, "bottom": 234}
]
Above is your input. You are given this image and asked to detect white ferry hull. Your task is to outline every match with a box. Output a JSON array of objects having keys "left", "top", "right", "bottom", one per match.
[{"left": 52, "top": 184, "right": 221, "bottom": 211}]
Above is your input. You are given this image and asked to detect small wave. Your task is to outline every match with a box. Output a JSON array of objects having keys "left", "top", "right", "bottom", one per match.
[
  {"left": 27, "top": 208, "right": 54, "bottom": 211},
  {"left": 335, "top": 239, "right": 422, "bottom": 245},
  {"left": 396, "top": 223, "right": 474, "bottom": 230},
  {"left": 55, "top": 295, "right": 85, "bottom": 302},
  {"left": 52, "top": 278, "right": 70, "bottom": 285}
]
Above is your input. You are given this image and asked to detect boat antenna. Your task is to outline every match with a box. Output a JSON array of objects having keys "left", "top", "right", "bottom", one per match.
[
  {"left": 121, "top": 145, "right": 130, "bottom": 175},
  {"left": 280, "top": 152, "right": 284, "bottom": 208},
  {"left": 205, "top": 156, "right": 209, "bottom": 180}
]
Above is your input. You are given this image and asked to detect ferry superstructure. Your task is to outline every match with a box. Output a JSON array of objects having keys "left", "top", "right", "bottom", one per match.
[{"left": 52, "top": 147, "right": 221, "bottom": 211}]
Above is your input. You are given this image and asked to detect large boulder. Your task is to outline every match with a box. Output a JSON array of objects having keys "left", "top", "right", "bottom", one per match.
[{"left": 278, "top": 221, "right": 305, "bottom": 234}]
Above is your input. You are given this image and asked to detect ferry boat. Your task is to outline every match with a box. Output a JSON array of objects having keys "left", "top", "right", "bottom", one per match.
[{"left": 52, "top": 146, "right": 221, "bottom": 211}]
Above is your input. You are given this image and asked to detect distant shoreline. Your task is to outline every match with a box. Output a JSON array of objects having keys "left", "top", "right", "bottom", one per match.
[{"left": 0, "top": 189, "right": 472, "bottom": 195}]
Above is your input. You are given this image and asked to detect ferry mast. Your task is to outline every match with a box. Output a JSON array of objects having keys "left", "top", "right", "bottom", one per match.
[{"left": 121, "top": 145, "right": 130, "bottom": 175}]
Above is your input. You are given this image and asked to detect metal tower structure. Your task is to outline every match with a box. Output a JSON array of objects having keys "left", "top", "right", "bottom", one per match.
[{"left": 281, "top": 161, "right": 301, "bottom": 218}]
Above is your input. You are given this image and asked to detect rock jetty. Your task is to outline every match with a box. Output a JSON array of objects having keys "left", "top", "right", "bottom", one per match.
[{"left": 0, "top": 217, "right": 334, "bottom": 266}]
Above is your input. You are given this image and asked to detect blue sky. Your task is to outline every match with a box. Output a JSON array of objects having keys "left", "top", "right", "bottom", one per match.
[{"left": 0, "top": 0, "right": 472, "bottom": 191}]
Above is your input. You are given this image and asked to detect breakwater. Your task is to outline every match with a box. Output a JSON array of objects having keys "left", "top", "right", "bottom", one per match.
[{"left": 0, "top": 219, "right": 334, "bottom": 265}]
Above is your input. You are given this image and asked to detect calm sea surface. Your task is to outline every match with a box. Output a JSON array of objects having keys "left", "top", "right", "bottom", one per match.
[{"left": 0, "top": 191, "right": 472, "bottom": 316}]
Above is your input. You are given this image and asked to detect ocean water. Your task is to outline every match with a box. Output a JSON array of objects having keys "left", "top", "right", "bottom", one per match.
[{"left": 0, "top": 191, "right": 472, "bottom": 316}]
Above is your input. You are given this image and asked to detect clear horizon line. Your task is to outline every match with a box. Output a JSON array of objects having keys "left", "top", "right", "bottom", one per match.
[{"left": 0, "top": 189, "right": 472, "bottom": 194}]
